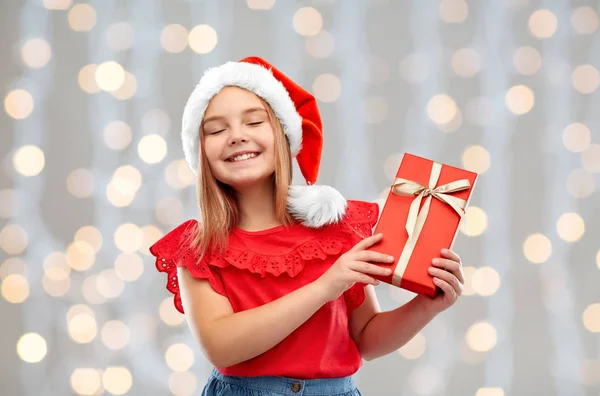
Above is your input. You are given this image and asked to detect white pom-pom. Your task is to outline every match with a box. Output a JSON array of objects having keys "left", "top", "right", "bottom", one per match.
[{"left": 287, "top": 185, "right": 347, "bottom": 228}]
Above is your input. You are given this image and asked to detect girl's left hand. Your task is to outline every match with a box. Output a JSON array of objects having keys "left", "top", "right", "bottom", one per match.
[{"left": 419, "top": 248, "right": 465, "bottom": 315}]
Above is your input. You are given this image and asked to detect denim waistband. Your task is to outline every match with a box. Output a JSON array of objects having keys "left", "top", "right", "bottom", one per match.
[{"left": 210, "top": 368, "right": 357, "bottom": 395}]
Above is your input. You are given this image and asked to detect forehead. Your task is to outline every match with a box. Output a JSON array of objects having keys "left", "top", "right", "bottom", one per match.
[{"left": 204, "top": 86, "right": 265, "bottom": 117}]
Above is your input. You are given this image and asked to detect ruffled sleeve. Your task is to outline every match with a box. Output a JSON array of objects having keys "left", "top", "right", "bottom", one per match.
[
  {"left": 149, "top": 220, "right": 228, "bottom": 314},
  {"left": 342, "top": 200, "right": 380, "bottom": 314}
]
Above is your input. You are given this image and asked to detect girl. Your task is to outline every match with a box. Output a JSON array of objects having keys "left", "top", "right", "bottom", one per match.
[{"left": 150, "top": 57, "right": 465, "bottom": 396}]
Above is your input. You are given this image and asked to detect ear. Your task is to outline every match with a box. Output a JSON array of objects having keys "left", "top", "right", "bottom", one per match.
[{"left": 287, "top": 185, "right": 347, "bottom": 228}]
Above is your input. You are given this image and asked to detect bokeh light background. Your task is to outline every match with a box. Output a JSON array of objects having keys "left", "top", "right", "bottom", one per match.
[{"left": 1, "top": 0, "right": 600, "bottom": 395}]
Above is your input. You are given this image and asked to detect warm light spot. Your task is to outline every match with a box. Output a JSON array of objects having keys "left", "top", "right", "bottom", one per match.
[
  {"left": 312, "top": 74, "right": 341, "bottom": 103},
  {"left": 451, "top": 48, "right": 480, "bottom": 77},
  {"left": 165, "top": 344, "right": 194, "bottom": 372},
  {"left": 572, "top": 65, "right": 599, "bottom": 94},
  {"left": 5, "top": 89, "right": 34, "bottom": 120},
  {"left": 562, "top": 123, "right": 591, "bottom": 152},
  {"left": 78, "top": 64, "right": 101, "bottom": 94},
  {"left": 472, "top": 267, "right": 500, "bottom": 296},
  {"left": 67, "top": 168, "right": 95, "bottom": 198},
  {"left": 571, "top": 7, "right": 599, "bottom": 35},
  {"left": 247, "top": 0, "right": 275, "bottom": 10},
  {"left": 95, "top": 61, "right": 125, "bottom": 92},
  {"left": 476, "top": 388, "right": 504, "bottom": 396},
  {"left": 17, "top": 333, "right": 47, "bottom": 363},
  {"left": 68, "top": 3, "right": 97, "bottom": 32},
  {"left": 138, "top": 135, "right": 167, "bottom": 164},
  {"left": 114, "top": 223, "right": 144, "bottom": 253},
  {"left": 188, "top": 25, "right": 217, "bottom": 54},
  {"left": 165, "top": 160, "right": 196, "bottom": 189},
  {"left": 110, "top": 72, "right": 137, "bottom": 100},
  {"left": 2, "top": 274, "right": 30, "bottom": 303},
  {"left": 567, "top": 169, "right": 595, "bottom": 199},
  {"left": 96, "top": 269, "right": 125, "bottom": 299},
  {"left": 459, "top": 206, "right": 488, "bottom": 237},
  {"left": 43, "top": 0, "right": 72, "bottom": 10},
  {"left": 465, "top": 321, "right": 497, "bottom": 352},
  {"left": 556, "top": 212, "right": 585, "bottom": 242},
  {"left": 68, "top": 313, "right": 98, "bottom": 344},
  {"left": 461, "top": 266, "right": 477, "bottom": 296},
  {"left": 169, "top": 372, "right": 198, "bottom": 396},
  {"left": 513, "top": 46, "right": 541, "bottom": 75},
  {"left": 160, "top": 297, "right": 186, "bottom": 326},
  {"left": 583, "top": 304, "right": 600, "bottom": 333},
  {"left": 101, "top": 320, "right": 130, "bottom": 350},
  {"left": 21, "top": 38, "right": 52, "bottom": 69},
  {"left": 161, "top": 24, "right": 189, "bottom": 53},
  {"left": 581, "top": 144, "right": 600, "bottom": 173},
  {"left": 70, "top": 368, "right": 102, "bottom": 396},
  {"left": 114, "top": 253, "right": 144, "bottom": 282},
  {"left": 505, "top": 85, "right": 534, "bottom": 115},
  {"left": 462, "top": 145, "right": 490, "bottom": 174},
  {"left": 293, "top": 7, "right": 323, "bottom": 36},
  {"left": 427, "top": 94, "right": 458, "bottom": 124},
  {"left": 523, "top": 233, "right": 552, "bottom": 264},
  {"left": 439, "top": 0, "right": 468, "bottom": 23},
  {"left": 102, "top": 367, "right": 132, "bottom": 395},
  {"left": 529, "top": 9, "right": 557, "bottom": 39},
  {"left": 0, "top": 224, "right": 28, "bottom": 254},
  {"left": 66, "top": 241, "right": 95, "bottom": 271},
  {"left": 398, "top": 333, "right": 426, "bottom": 359}
]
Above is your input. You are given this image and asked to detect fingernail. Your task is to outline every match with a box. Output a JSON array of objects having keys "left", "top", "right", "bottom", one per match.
[
  {"left": 441, "top": 249, "right": 447, "bottom": 253},
  {"left": 432, "top": 258, "right": 439, "bottom": 264},
  {"left": 387, "top": 255, "right": 394, "bottom": 261},
  {"left": 385, "top": 268, "right": 392, "bottom": 274}
]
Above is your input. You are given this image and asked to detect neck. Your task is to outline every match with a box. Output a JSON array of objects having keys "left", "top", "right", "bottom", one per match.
[{"left": 234, "top": 179, "right": 281, "bottom": 231}]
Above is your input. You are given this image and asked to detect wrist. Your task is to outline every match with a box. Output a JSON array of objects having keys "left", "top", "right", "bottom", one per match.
[
  {"left": 310, "top": 279, "right": 332, "bottom": 305},
  {"left": 413, "top": 294, "right": 440, "bottom": 317}
]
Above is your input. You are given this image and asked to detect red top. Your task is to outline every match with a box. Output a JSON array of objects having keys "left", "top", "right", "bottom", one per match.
[{"left": 149, "top": 200, "right": 379, "bottom": 379}]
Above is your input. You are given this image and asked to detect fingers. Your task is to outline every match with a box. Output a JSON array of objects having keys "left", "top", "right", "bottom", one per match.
[
  {"left": 432, "top": 277, "right": 458, "bottom": 300},
  {"left": 351, "top": 261, "right": 393, "bottom": 277},
  {"left": 432, "top": 258, "right": 465, "bottom": 284},
  {"left": 353, "top": 250, "right": 395, "bottom": 264},
  {"left": 428, "top": 267, "right": 463, "bottom": 296},
  {"left": 441, "top": 248, "right": 461, "bottom": 265},
  {"left": 349, "top": 233, "right": 383, "bottom": 252}
]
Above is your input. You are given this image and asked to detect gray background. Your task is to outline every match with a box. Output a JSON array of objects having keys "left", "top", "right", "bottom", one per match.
[{"left": 1, "top": 0, "right": 599, "bottom": 395}]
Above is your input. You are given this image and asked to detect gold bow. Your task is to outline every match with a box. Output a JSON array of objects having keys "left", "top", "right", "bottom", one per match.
[
  {"left": 389, "top": 161, "right": 471, "bottom": 287},
  {"left": 391, "top": 162, "right": 471, "bottom": 241}
]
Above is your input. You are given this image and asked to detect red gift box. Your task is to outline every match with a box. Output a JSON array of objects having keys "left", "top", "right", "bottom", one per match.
[{"left": 369, "top": 153, "right": 478, "bottom": 296}]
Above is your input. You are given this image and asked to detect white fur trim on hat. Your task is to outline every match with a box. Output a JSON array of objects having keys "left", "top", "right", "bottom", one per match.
[
  {"left": 181, "top": 61, "right": 303, "bottom": 175},
  {"left": 287, "top": 185, "right": 347, "bottom": 228}
]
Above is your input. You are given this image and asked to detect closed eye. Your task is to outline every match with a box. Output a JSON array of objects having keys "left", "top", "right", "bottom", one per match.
[{"left": 248, "top": 121, "right": 263, "bottom": 126}]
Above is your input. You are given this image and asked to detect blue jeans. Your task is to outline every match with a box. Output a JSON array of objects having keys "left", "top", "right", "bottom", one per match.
[{"left": 202, "top": 368, "right": 362, "bottom": 396}]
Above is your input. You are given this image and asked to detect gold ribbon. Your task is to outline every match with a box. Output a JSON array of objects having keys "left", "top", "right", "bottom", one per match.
[{"left": 389, "top": 161, "right": 471, "bottom": 286}]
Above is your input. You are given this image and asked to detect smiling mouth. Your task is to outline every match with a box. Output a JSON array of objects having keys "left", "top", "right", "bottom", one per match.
[{"left": 225, "top": 152, "right": 261, "bottom": 162}]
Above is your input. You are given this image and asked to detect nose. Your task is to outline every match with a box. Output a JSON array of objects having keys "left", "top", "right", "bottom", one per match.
[{"left": 228, "top": 126, "right": 249, "bottom": 146}]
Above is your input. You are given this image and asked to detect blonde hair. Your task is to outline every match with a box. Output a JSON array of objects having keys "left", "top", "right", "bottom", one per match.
[{"left": 188, "top": 97, "right": 296, "bottom": 260}]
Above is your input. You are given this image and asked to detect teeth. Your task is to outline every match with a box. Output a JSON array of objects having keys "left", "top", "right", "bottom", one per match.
[{"left": 231, "top": 153, "right": 257, "bottom": 162}]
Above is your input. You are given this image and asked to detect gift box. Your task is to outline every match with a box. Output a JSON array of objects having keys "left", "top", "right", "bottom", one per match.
[{"left": 369, "top": 153, "right": 478, "bottom": 297}]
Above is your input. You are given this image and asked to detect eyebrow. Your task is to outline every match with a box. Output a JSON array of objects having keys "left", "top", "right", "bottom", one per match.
[{"left": 203, "top": 107, "right": 267, "bottom": 124}]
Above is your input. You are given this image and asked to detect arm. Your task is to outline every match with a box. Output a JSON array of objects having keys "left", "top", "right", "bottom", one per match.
[
  {"left": 355, "top": 293, "right": 436, "bottom": 361},
  {"left": 350, "top": 248, "right": 465, "bottom": 361},
  {"left": 178, "top": 267, "right": 330, "bottom": 369}
]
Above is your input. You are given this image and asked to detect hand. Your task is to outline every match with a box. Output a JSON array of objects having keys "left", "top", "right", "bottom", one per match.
[
  {"left": 315, "top": 233, "right": 395, "bottom": 303},
  {"left": 418, "top": 248, "right": 465, "bottom": 315}
]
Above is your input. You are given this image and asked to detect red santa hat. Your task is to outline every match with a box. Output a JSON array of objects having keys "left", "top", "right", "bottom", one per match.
[{"left": 181, "top": 56, "right": 347, "bottom": 228}]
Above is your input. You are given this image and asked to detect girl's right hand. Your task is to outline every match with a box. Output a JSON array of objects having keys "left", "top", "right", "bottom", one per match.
[{"left": 315, "top": 233, "right": 395, "bottom": 303}]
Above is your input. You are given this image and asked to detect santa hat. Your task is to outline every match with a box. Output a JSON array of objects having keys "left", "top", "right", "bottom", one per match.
[{"left": 181, "top": 56, "right": 347, "bottom": 228}]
